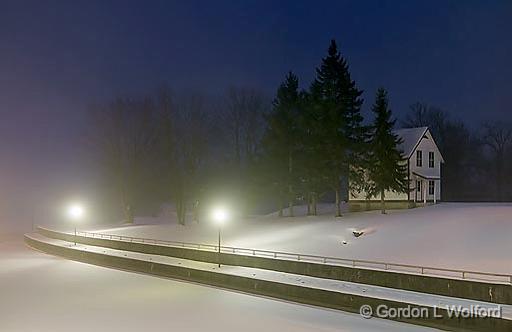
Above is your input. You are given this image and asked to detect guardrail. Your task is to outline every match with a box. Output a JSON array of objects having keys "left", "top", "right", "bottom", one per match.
[{"left": 66, "top": 228, "right": 512, "bottom": 285}]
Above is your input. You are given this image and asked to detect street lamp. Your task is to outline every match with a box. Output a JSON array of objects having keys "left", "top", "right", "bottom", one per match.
[
  {"left": 67, "top": 203, "right": 84, "bottom": 245},
  {"left": 211, "top": 207, "right": 229, "bottom": 268}
]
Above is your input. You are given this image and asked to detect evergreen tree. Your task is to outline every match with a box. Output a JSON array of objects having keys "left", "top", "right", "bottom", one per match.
[
  {"left": 309, "top": 40, "right": 366, "bottom": 217},
  {"left": 261, "top": 72, "right": 302, "bottom": 217},
  {"left": 367, "top": 88, "right": 408, "bottom": 214},
  {"left": 295, "top": 91, "right": 328, "bottom": 216}
]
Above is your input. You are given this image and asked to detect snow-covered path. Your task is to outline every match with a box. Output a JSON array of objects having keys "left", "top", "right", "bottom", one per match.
[
  {"left": 26, "top": 234, "right": 512, "bottom": 321},
  {"left": 85, "top": 203, "right": 512, "bottom": 275},
  {"left": 0, "top": 236, "right": 437, "bottom": 332}
]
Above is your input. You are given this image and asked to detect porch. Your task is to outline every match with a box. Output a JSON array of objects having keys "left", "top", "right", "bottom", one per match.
[{"left": 412, "top": 172, "right": 440, "bottom": 204}]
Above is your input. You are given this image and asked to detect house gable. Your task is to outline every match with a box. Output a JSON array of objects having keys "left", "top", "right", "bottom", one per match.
[{"left": 394, "top": 127, "right": 444, "bottom": 163}]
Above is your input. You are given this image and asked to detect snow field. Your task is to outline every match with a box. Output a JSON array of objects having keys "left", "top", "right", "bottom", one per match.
[
  {"left": 0, "top": 237, "right": 438, "bottom": 332},
  {"left": 89, "top": 203, "right": 512, "bottom": 275}
]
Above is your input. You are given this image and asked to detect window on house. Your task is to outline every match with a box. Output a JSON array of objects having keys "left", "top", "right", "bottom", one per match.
[
  {"left": 417, "top": 180, "right": 422, "bottom": 192},
  {"left": 416, "top": 150, "right": 422, "bottom": 167},
  {"left": 429, "top": 180, "right": 435, "bottom": 195},
  {"left": 429, "top": 152, "right": 434, "bottom": 168}
]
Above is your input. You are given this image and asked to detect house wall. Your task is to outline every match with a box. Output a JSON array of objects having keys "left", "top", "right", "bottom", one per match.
[
  {"left": 349, "top": 164, "right": 409, "bottom": 201},
  {"left": 410, "top": 130, "right": 442, "bottom": 202},
  {"left": 348, "top": 129, "right": 443, "bottom": 208},
  {"left": 409, "top": 130, "right": 441, "bottom": 178}
]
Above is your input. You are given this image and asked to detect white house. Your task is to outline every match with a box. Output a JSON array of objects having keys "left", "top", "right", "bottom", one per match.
[{"left": 349, "top": 126, "right": 444, "bottom": 211}]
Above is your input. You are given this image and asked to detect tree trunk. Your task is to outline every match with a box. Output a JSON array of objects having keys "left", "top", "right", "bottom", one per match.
[
  {"left": 312, "top": 192, "right": 317, "bottom": 216},
  {"left": 193, "top": 199, "right": 200, "bottom": 223},
  {"left": 176, "top": 195, "right": 186, "bottom": 225},
  {"left": 307, "top": 193, "right": 312, "bottom": 215},
  {"left": 380, "top": 189, "right": 386, "bottom": 214},
  {"left": 120, "top": 183, "right": 133, "bottom": 224},
  {"left": 288, "top": 151, "right": 294, "bottom": 217},
  {"left": 335, "top": 187, "right": 342, "bottom": 217},
  {"left": 181, "top": 201, "right": 187, "bottom": 225},
  {"left": 182, "top": 207, "right": 186, "bottom": 225},
  {"left": 176, "top": 200, "right": 182, "bottom": 225},
  {"left": 278, "top": 190, "right": 284, "bottom": 217},
  {"left": 124, "top": 204, "right": 134, "bottom": 224},
  {"left": 496, "top": 153, "right": 503, "bottom": 201}
]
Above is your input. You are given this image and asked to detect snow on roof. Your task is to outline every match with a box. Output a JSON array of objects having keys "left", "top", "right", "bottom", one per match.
[{"left": 393, "top": 126, "right": 428, "bottom": 158}]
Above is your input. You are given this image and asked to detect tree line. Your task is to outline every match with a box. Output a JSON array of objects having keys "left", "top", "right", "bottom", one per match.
[
  {"left": 88, "top": 40, "right": 512, "bottom": 223},
  {"left": 259, "top": 41, "right": 407, "bottom": 216},
  {"left": 401, "top": 103, "right": 512, "bottom": 202},
  {"left": 88, "top": 85, "right": 271, "bottom": 224}
]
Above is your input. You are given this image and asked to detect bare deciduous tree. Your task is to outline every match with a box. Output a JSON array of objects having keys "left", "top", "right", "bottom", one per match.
[
  {"left": 172, "top": 92, "right": 211, "bottom": 224},
  {"left": 482, "top": 122, "right": 512, "bottom": 201},
  {"left": 401, "top": 102, "right": 448, "bottom": 148},
  {"left": 224, "top": 87, "right": 268, "bottom": 167},
  {"left": 89, "top": 97, "right": 159, "bottom": 223},
  {"left": 222, "top": 87, "right": 269, "bottom": 214}
]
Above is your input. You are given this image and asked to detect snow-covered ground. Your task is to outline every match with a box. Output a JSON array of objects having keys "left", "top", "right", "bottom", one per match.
[
  {"left": 27, "top": 234, "right": 511, "bottom": 320},
  {"left": 1, "top": 236, "right": 437, "bottom": 332},
  {"left": 86, "top": 203, "right": 512, "bottom": 274}
]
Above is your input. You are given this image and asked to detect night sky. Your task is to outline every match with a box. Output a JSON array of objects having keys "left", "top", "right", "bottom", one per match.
[{"left": 1, "top": 1, "right": 511, "bottom": 228}]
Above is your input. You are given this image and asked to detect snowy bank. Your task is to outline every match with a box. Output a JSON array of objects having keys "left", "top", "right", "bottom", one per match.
[{"left": 82, "top": 203, "right": 512, "bottom": 274}]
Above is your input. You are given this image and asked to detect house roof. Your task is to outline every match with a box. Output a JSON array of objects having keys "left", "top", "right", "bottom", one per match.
[
  {"left": 412, "top": 171, "right": 441, "bottom": 180},
  {"left": 393, "top": 126, "right": 429, "bottom": 159}
]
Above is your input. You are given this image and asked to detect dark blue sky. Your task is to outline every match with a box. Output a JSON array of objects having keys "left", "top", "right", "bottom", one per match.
[{"left": 0, "top": 0, "right": 511, "bottom": 227}]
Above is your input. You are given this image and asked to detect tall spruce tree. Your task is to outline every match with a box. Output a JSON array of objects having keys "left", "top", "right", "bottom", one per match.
[
  {"left": 367, "top": 88, "right": 408, "bottom": 214},
  {"left": 296, "top": 90, "right": 328, "bottom": 216},
  {"left": 309, "top": 40, "right": 366, "bottom": 217},
  {"left": 261, "top": 72, "right": 302, "bottom": 217}
]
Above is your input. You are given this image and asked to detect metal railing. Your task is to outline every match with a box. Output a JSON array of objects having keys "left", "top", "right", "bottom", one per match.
[{"left": 64, "top": 228, "right": 512, "bottom": 285}]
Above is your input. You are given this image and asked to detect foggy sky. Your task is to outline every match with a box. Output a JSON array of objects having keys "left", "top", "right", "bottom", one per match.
[{"left": 1, "top": 0, "right": 511, "bottom": 231}]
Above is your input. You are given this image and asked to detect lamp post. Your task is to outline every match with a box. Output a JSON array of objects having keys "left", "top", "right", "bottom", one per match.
[
  {"left": 67, "top": 203, "right": 84, "bottom": 246},
  {"left": 211, "top": 207, "right": 229, "bottom": 268}
]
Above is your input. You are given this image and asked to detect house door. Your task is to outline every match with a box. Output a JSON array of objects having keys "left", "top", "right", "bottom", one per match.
[{"left": 416, "top": 180, "right": 422, "bottom": 202}]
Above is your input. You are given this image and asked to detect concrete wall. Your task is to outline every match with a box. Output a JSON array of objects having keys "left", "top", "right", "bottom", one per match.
[
  {"left": 25, "top": 234, "right": 512, "bottom": 332},
  {"left": 37, "top": 227, "right": 512, "bottom": 305}
]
